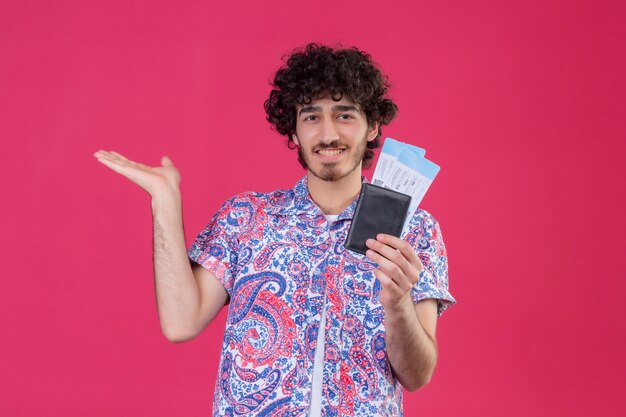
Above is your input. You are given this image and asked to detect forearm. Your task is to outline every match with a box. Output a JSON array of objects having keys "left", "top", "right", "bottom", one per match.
[
  {"left": 151, "top": 190, "right": 200, "bottom": 342},
  {"left": 385, "top": 297, "right": 438, "bottom": 391}
]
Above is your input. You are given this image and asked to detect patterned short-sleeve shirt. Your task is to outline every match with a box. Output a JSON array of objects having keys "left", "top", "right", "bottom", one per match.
[{"left": 188, "top": 176, "right": 456, "bottom": 416}]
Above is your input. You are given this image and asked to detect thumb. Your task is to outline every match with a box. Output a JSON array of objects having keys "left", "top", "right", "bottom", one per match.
[{"left": 161, "top": 155, "right": 173, "bottom": 167}]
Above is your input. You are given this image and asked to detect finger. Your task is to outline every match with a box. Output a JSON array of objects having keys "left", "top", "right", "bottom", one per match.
[
  {"left": 366, "top": 238, "right": 419, "bottom": 285},
  {"left": 97, "top": 150, "right": 156, "bottom": 173},
  {"left": 94, "top": 150, "right": 115, "bottom": 160},
  {"left": 109, "top": 151, "right": 129, "bottom": 162},
  {"left": 94, "top": 152, "right": 123, "bottom": 166},
  {"left": 376, "top": 234, "right": 423, "bottom": 271},
  {"left": 95, "top": 154, "right": 132, "bottom": 176},
  {"left": 372, "top": 268, "right": 405, "bottom": 299},
  {"left": 373, "top": 268, "right": 398, "bottom": 291},
  {"left": 96, "top": 156, "right": 158, "bottom": 193},
  {"left": 161, "top": 155, "right": 173, "bottom": 167},
  {"left": 366, "top": 247, "right": 414, "bottom": 292},
  {"left": 112, "top": 153, "right": 150, "bottom": 171},
  {"left": 95, "top": 151, "right": 127, "bottom": 167}
]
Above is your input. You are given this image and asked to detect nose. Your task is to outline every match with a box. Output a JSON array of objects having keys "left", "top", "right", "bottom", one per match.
[{"left": 320, "top": 117, "right": 340, "bottom": 144}]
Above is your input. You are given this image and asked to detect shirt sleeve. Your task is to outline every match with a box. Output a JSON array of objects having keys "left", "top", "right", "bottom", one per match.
[
  {"left": 406, "top": 211, "right": 456, "bottom": 317},
  {"left": 187, "top": 196, "right": 240, "bottom": 297}
]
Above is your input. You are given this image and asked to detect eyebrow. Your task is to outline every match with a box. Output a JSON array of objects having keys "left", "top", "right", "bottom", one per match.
[{"left": 298, "top": 104, "right": 360, "bottom": 117}]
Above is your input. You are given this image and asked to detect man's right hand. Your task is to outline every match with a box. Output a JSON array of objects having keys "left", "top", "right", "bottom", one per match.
[
  {"left": 93, "top": 150, "right": 181, "bottom": 197},
  {"left": 93, "top": 149, "right": 228, "bottom": 342}
]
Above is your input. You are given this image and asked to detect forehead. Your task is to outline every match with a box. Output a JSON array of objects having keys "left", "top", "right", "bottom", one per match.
[{"left": 296, "top": 96, "right": 362, "bottom": 111}]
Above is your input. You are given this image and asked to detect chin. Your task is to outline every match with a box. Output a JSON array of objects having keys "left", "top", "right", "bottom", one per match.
[{"left": 310, "top": 163, "right": 360, "bottom": 182}]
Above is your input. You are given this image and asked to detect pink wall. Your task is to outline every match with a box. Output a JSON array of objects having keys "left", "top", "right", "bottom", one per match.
[{"left": 1, "top": 0, "right": 624, "bottom": 415}]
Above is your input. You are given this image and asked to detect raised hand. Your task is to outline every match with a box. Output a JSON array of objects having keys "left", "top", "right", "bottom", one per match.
[
  {"left": 94, "top": 149, "right": 219, "bottom": 342},
  {"left": 93, "top": 150, "right": 181, "bottom": 197}
]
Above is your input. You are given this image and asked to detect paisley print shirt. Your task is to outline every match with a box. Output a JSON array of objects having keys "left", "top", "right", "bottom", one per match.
[{"left": 187, "top": 176, "right": 456, "bottom": 416}]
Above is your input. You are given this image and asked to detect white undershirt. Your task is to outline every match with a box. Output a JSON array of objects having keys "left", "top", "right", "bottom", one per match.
[{"left": 309, "top": 214, "right": 338, "bottom": 417}]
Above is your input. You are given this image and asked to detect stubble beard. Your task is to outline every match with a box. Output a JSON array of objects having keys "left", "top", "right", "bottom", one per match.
[{"left": 298, "top": 134, "right": 368, "bottom": 182}]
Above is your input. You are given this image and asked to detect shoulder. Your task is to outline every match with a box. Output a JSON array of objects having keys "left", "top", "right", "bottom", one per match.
[
  {"left": 406, "top": 207, "right": 439, "bottom": 233},
  {"left": 403, "top": 207, "right": 444, "bottom": 248}
]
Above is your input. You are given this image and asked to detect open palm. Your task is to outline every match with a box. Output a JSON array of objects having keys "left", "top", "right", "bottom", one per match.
[{"left": 94, "top": 150, "right": 181, "bottom": 197}]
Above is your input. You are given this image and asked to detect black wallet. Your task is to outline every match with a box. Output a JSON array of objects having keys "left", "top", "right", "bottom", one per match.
[{"left": 345, "top": 183, "right": 412, "bottom": 255}]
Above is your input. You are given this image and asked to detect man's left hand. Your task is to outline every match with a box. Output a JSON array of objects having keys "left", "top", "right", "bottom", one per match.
[{"left": 365, "top": 234, "right": 424, "bottom": 310}]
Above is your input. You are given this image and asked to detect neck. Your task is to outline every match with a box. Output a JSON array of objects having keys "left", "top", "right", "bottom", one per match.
[{"left": 306, "top": 167, "right": 364, "bottom": 215}]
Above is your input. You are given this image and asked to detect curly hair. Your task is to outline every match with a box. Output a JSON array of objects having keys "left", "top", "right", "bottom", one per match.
[{"left": 264, "top": 43, "right": 398, "bottom": 168}]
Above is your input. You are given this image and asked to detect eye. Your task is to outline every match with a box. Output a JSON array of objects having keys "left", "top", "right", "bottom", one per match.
[
  {"left": 338, "top": 114, "right": 353, "bottom": 120},
  {"left": 304, "top": 115, "right": 318, "bottom": 121}
]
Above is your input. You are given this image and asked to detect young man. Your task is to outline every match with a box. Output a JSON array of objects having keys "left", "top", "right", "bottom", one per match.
[{"left": 94, "top": 43, "right": 455, "bottom": 416}]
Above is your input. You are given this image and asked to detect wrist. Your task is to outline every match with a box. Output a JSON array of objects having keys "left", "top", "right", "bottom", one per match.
[
  {"left": 151, "top": 186, "right": 181, "bottom": 208},
  {"left": 383, "top": 293, "right": 415, "bottom": 317}
]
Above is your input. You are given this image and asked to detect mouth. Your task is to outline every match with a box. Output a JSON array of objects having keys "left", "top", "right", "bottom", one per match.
[
  {"left": 316, "top": 148, "right": 346, "bottom": 156},
  {"left": 314, "top": 148, "right": 346, "bottom": 162}
]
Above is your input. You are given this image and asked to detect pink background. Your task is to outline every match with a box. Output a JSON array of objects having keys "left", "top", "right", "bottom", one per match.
[{"left": 1, "top": 0, "right": 625, "bottom": 415}]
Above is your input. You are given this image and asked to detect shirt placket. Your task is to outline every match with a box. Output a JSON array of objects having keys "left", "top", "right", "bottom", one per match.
[
  {"left": 320, "top": 220, "right": 351, "bottom": 415},
  {"left": 295, "top": 212, "right": 334, "bottom": 414}
]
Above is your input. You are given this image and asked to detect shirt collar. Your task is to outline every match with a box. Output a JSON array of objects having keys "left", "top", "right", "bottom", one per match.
[{"left": 264, "top": 175, "right": 368, "bottom": 221}]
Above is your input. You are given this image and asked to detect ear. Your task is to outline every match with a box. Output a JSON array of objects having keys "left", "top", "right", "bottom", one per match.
[
  {"left": 291, "top": 133, "right": 300, "bottom": 147},
  {"left": 366, "top": 121, "right": 379, "bottom": 142}
]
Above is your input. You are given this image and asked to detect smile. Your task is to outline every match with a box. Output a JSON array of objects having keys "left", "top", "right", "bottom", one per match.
[{"left": 316, "top": 148, "right": 345, "bottom": 156}]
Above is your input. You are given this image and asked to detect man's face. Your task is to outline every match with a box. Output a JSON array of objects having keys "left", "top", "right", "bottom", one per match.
[{"left": 293, "top": 96, "right": 378, "bottom": 182}]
